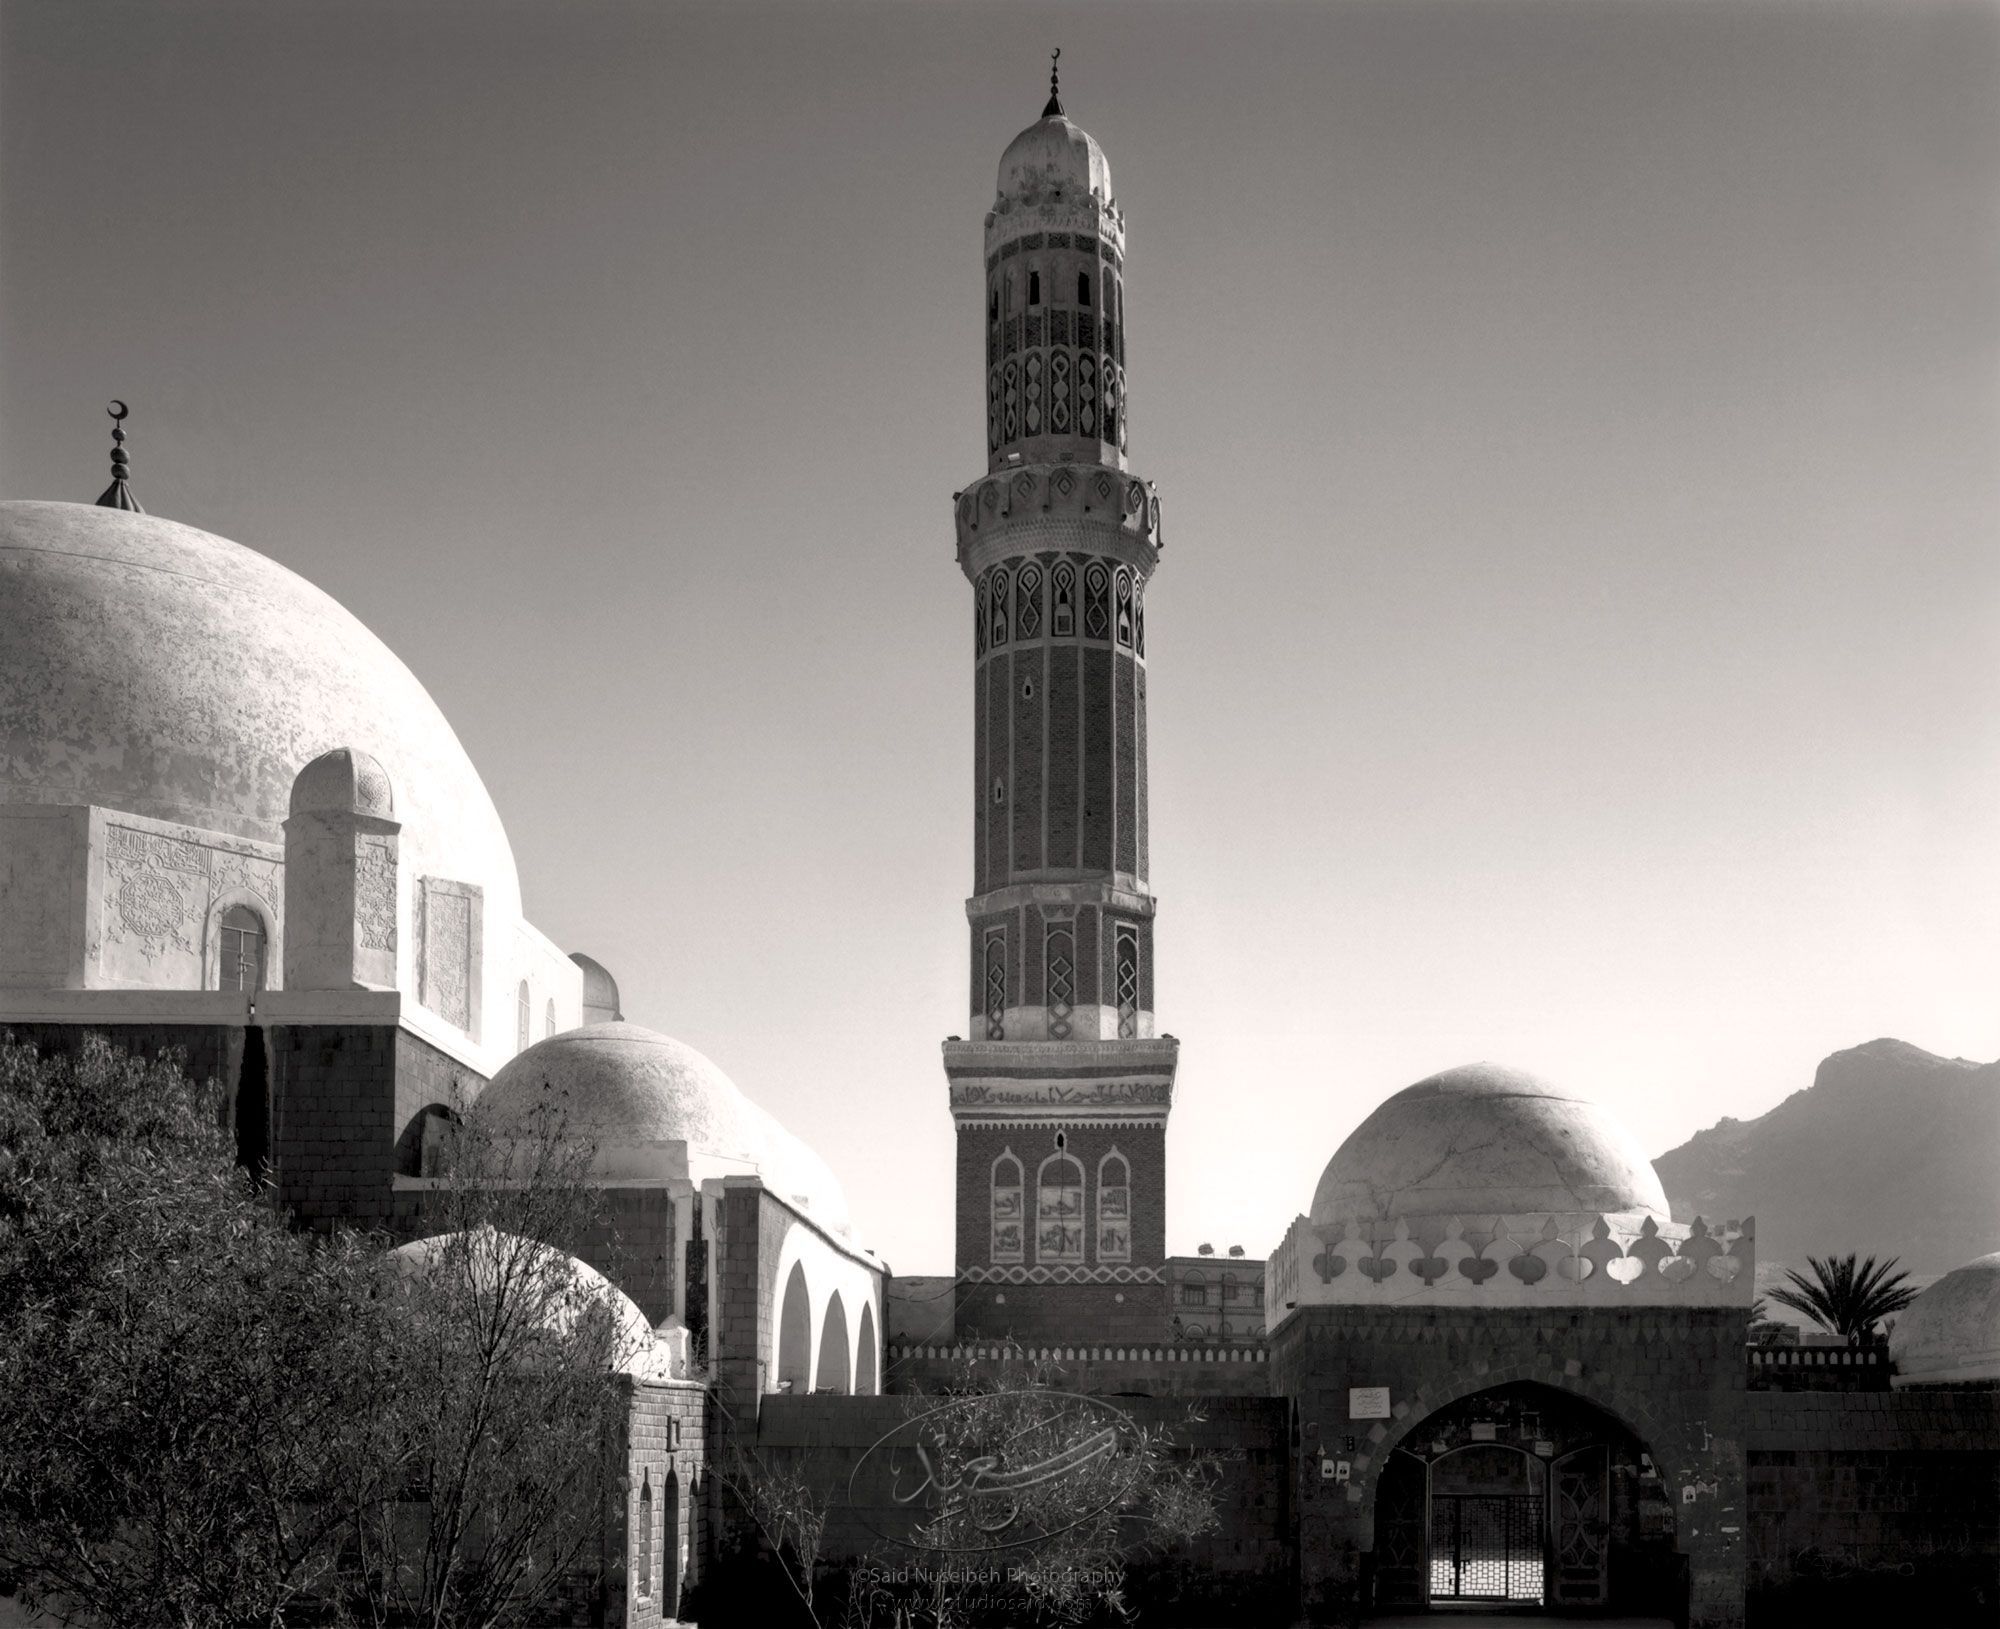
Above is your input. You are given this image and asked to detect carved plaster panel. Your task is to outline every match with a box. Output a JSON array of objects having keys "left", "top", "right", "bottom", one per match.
[{"left": 97, "top": 817, "right": 283, "bottom": 989}]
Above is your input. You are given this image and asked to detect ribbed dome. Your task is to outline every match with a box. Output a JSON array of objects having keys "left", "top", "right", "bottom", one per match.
[
  {"left": 1311, "top": 1063, "right": 1671, "bottom": 1227},
  {"left": 1889, "top": 1252, "right": 2000, "bottom": 1384},
  {"left": 472, "top": 1022, "right": 852, "bottom": 1234},
  {"left": 386, "top": 1225, "right": 663, "bottom": 1377},
  {"left": 0, "top": 500, "right": 520, "bottom": 924},
  {"left": 997, "top": 115, "right": 1113, "bottom": 206}
]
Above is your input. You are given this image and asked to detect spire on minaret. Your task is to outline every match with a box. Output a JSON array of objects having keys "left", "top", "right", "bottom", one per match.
[
  {"left": 1043, "top": 47, "right": 1064, "bottom": 118},
  {"left": 95, "top": 401, "right": 142, "bottom": 513}
]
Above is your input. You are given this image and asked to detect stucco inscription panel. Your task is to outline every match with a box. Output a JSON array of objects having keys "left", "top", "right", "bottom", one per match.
[{"left": 354, "top": 836, "right": 397, "bottom": 953}]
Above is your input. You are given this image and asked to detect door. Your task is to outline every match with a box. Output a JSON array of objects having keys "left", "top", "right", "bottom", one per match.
[
  {"left": 1428, "top": 1445, "right": 1545, "bottom": 1605},
  {"left": 1373, "top": 1449, "right": 1428, "bottom": 1607},
  {"left": 1551, "top": 1445, "right": 1611, "bottom": 1606}
]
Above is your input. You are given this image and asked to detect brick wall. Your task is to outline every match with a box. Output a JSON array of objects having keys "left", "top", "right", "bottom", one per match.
[
  {"left": 1270, "top": 1303, "right": 1749, "bottom": 1628},
  {"left": 1, "top": 1020, "right": 237, "bottom": 1092},
  {"left": 614, "top": 1378, "right": 708, "bottom": 1628},
  {"left": 1745, "top": 1388, "right": 2000, "bottom": 1620},
  {"left": 887, "top": 1342, "right": 1270, "bottom": 1400},
  {"left": 572, "top": 1188, "right": 678, "bottom": 1328}
]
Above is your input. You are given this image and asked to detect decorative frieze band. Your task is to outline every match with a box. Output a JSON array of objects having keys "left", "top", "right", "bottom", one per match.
[
  {"left": 955, "top": 463, "right": 1161, "bottom": 566},
  {"left": 891, "top": 1342, "right": 1264, "bottom": 1365},
  {"left": 961, "top": 1262, "right": 1163, "bottom": 1286},
  {"left": 1269, "top": 1211, "right": 1755, "bottom": 1315}
]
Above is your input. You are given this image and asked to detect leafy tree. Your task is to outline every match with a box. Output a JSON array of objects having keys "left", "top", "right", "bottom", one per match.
[
  {"left": 0, "top": 1032, "right": 376, "bottom": 1628},
  {"left": 1768, "top": 1252, "right": 1919, "bottom": 1342},
  {"left": 328, "top": 1085, "right": 634, "bottom": 1629}
]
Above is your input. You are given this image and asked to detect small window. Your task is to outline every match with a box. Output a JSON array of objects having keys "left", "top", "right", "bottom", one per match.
[
  {"left": 1029, "top": 269, "right": 1041, "bottom": 306},
  {"left": 1181, "top": 1277, "right": 1207, "bottom": 1307},
  {"left": 1078, "top": 270, "right": 1091, "bottom": 306},
  {"left": 989, "top": 286, "right": 999, "bottom": 324},
  {"left": 516, "top": 980, "right": 531, "bottom": 1052},
  {"left": 637, "top": 1472, "right": 653, "bottom": 1598},
  {"left": 217, "top": 906, "right": 265, "bottom": 993},
  {"left": 544, "top": 998, "right": 557, "bottom": 1039}
]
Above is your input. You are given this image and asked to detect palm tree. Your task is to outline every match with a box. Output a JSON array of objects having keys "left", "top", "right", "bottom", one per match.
[{"left": 1768, "top": 1253, "right": 1918, "bottom": 1342}]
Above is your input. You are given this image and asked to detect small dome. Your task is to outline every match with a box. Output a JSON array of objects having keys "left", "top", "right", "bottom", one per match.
[
  {"left": 997, "top": 115, "right": 1113, "bottom": 206},
  {"left": 290, "top": 746, "right": 395, "bottom": 817},
  {"left": 1890, "top": 1252, "right": 2000, "bottom": 1384},
  {"left": 1311, "top": 1063, "right": 1671, "bottom": 1227},
  {"left": 471, "top": 1022, "right": 852, "bottom": 1234},
  {"left": 475, "top": 1022, "right": 764, "bottom": 1164},
  {"left": 386, "top": 1225, "right": 662, "bottom": 1377},
  {"left": 568, "top": 952, "right": 623, "bottom": 1025}
]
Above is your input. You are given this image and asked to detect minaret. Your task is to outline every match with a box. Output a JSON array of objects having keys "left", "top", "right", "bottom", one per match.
[{"left": 946, "top": 62, "right": 1175, "bottom": 1345}]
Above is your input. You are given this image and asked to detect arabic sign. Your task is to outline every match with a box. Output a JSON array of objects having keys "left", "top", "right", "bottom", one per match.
[
  {"left": 1348, "top": 1386, "right": 1391, "bottom": 1419},
  {"left": 850, "top": 1388, "right": 1148, "bottom": 1555}
]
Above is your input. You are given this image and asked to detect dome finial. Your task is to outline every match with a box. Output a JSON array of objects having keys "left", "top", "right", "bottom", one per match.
[
  {"left": 1043, "top": 47, "right": 1064, "bottom": 119},
  {"left": 95, "top": 400, "right": 142, "bottom": 513}
]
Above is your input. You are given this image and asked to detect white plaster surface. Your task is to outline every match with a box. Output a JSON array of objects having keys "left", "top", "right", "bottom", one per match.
[
  {"left": 996, "top": 113, "right": 1114, "bottom": 208},
  {"left": 472, "top": 1023, "right": 857, "bottom": 1241},
  {"left": 1310, "top": 1062, "right": 1672, "bottom": 1227},
  {"left": 1889, "top": 1250, "right": 2000, "bottom": 1384}
]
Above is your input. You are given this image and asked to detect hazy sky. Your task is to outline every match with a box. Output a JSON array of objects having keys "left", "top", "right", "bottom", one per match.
[{"left": 4, "top": 1, "right": 1997, "bottom": 1273}]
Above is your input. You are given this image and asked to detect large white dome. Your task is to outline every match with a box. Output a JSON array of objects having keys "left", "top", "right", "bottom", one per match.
[
  {"left": 1311, "top": 1063, "right": 1671, "bottom": 1227},
  {"left": 1890, "top": 1252, "right": 2000, "bottom": 1385},
  {"left": 0, "top": 500, "right": 521, "bottom": 927}
]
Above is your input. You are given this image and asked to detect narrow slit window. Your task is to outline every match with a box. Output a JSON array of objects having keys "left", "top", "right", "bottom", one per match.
[
  {"left": 1078, "top": 270, "right": 1091, "bottom": 306},
  {"left": 1029, "top": 269, "right": 1041, "bottom": 306}
]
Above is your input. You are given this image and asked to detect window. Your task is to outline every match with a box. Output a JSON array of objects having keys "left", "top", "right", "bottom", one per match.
[
  {"left": 1036, "top": 1150, "right": 1085, "bottom": 1263},
  {"left": 1028, "top": 269, "right": 1041, "bottom": 306},
  {"left": 216, "top": 905, "right": 265, "bottom": 993},
  {"left": 1114, "top": 567, "right": 1133, "bottom": 647},
  {"left": 1078, "top": 270, "right": 1091, "bottom": 306},
  {"left": 516, "top": 979, "right": 531, "bottom": 1052},
  {"left": 544, "top": 998, "right": 557, "bottom": 1039},
  {"left": 983, "top": 930, "right": 1007, "bottom": 1040},
  {"left": 988, "top": 566, "right": 1009, "bottom": 648},
  {"left": 637, "top": 1472, "right": 654, "bottom": 1598},
  {"left": 1097, "top": 1150, "right": 1131, "bottom": 1262},
  {"left": 1045, "top": 925, "right": 1074, "bottom": 1040},
  {"left": 1115, "top": 925, "right": 1139, "bottom": 1038},
  {"left": 1051, "top": 561, "right": 1076, "bottom": 638},
  {"left": 989, "top": 286, "right": 999, "bottom": 324},
  {"left": 1181, "top": 1275, "right": 1207, "bottom": 1307},
  {"left": 991, "top": 1149, "right": 1024, "bottom": 1263}
]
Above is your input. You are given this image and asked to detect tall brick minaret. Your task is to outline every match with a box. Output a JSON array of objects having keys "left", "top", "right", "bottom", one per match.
[{"left": 946, "top": 66, "right": 1176, "bottom": 1344}]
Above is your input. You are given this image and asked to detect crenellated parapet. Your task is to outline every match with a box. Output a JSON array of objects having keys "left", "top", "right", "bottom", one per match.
[
  {"left": 1267, "top": 1211, "right": 1755, "bottom": 1323},
  {"left": 955, "top": 463, "right": 1161, "bottom": 578}
]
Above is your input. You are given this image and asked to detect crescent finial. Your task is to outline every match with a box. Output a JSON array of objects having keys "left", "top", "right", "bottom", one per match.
[{"left": 108, "top": 400, "right": 129, "bottom": 421}]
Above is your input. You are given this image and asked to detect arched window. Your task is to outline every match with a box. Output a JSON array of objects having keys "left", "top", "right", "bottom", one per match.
[
  {"left": 1078, "top": 270, "right": 1091, "bottom": 306},
  {"left": 1097, "top": 1149, "right": 1131, "bottom": 1262},
  {"left": 544, "top": 998, "right": 557, "bottom": 1039},
  {"left": 637, "top": 1471, "right": 654, "bottom": 1598},
  {"left": 1036, "top": 1149, "right": 1085, "bottom": 1264},
  {"left": 856, "top": 1303, "right": 879, "bottom": 1395},
  {"left": 1115, "top": 925, "right": 1140, "bottom": 1038},
  {"left": 516, "top": 980, "right": 531, "bottom": 1052},
  {"left": 661, "top": 1471, "right": 682, "bottom": 1616},
  {"left": 1180, "top": 1270, "right": 1208, "bottom": 1307},
  {"left": 1028, "top": 269, "right": 1041, "bottom": 306},
  {"left": 1083, "top": 560, "right": 1111, "bottom": 640},
  {"left": 1044, "top": 925, "right": 1074, "bottom": 1039},
  {"left": 1015, "top": 562, "right": 1041, "bottom": 640},
  {"left": 217, "top": 905, "right": 265, "bottom": 993},
  {"left": 1051, "top": 561, "right": 1076, "bottom": 638},
  {"left": 983, "top": 929, "right": 1007, "bottom": 1040},
  {"left": 988, "top": 565, "right": 1010, "bottom": 647},
  {"left": 1114, "top": 567, "right": 1134, "bottom": 647},
  {"left": 991, "top": 1149, "right": 1024, "bottom": 1263}
]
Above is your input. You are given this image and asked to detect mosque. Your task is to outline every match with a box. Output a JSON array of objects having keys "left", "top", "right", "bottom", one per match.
[{"left": 1, "top": 72, "right": 1995, "bottom": 1629}]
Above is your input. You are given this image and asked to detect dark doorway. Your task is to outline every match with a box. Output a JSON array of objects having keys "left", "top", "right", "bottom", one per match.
[{"left": 235, "top": 1025, "right": 269, "bottom": 1178}]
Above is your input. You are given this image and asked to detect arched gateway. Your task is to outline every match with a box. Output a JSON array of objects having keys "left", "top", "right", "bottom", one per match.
[
  {"left": 1372, "top": 1382, "right": 1680, "bottom": 1613},
  {"left": 1267, "top": 1065, "right": 1754, "bottom": 1626}
]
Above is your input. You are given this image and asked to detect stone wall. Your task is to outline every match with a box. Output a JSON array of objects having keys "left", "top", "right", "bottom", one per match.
[
  {"left": 1745, "top": 1388, "right": 2000, "bottom": 1621},
  {"left": 707, "top": 1392, "right": 1291, "bottom": 1627},
  {"left": 1270, "top": 1303, "right": 1749, "bottom": 1628},
  {"left": 616, "top": 1378, "right": 707, "bottom": 1629},
  {"left": 1, "top": 1018, "right": 236, "bottom": 1093}
]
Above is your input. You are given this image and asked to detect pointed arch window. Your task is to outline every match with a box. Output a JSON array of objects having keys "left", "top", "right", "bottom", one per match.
[
  {"left": 988, "top": 566, "right": 1010, "bottom": 648},
  {"left": 216, "top": 905, "right": 265, "bottom": 993},
  {"left": 1078, "top": 270, "right": 1092, "bottom": 306},
  {"left": 1097, "top": 1149, "right": 1131, "bottom": 1262},
  {"left": 1083, "top": 561, "right": 1111, "bottom": 640},
  {"left": 1115, "top": 925, "right": 1140, "bottom": 1038},
  {"left": 991, "top": 1149, "right": 1024, "bottom": 1263},
  {"left": 1051, "top": 561, "right": 1076, "bottom": 638},
  {"left": 1114, "top": 568, "right": 1134, "bottom": 647},
  {"left": 516, "top": 980, "right": 531, "bottom": 1052},
  {"left": 1028, "top": 269, "right": 1042, "bottom": 306},
  {"left": 1045, "top": 923, "right": 1074, "bottom": 1040},
  {"left": 983, "top": 928, "right": 1007, "bottom": 1040},
  {"left": 637, "top": 1472, "right": 654, "bottom": 1598},
  {"left": 544, "top": 998, "right": 557, "bottom": 1039},
  {"left": 1036, "top": 1149, "right": 1085, "bottom": 1263},
  {"left": 1015, "top": 562, "right": 1041, "bottom": 640}
]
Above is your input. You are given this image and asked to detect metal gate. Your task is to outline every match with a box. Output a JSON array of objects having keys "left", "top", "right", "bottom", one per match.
[{"left": 1429, "top": 1493, "right": 1545, "bottom": 1603}]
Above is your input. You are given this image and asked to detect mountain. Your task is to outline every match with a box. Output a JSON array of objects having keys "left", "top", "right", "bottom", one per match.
[{"left": 1653, "top": 1038, "right": 2000, "bottom": 1278}]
